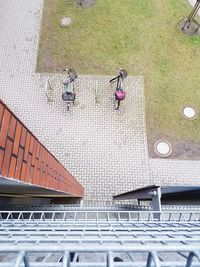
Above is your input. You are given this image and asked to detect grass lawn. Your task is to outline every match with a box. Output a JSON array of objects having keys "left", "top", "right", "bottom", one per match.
[{"left": 37, "top": 0, "right": 200, "bottom": 157}]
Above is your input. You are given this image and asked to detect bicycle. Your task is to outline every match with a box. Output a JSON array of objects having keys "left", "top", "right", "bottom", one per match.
[
  {"left": 62, "top": 68, "right": 77, "bottom": 111},
  {"left": 109, "top": 69, "right": 128, "bottom": 110}
]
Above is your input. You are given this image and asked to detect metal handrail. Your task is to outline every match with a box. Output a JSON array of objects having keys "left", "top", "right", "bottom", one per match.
[
  {"left": 0, "top": 210, "right": 199, "bottom": 222},
  {"left": 0, "top": 211, "right": 199, "bottom": 266}
]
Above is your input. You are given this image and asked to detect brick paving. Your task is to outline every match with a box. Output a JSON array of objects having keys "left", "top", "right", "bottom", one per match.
[{"left": 0, "top": 0, "right": 200, "bottom": 202}]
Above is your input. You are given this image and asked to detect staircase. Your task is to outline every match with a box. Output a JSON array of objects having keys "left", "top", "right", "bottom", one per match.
[{"left": 0, "top": 207, "right": 199, "bottom": 266}]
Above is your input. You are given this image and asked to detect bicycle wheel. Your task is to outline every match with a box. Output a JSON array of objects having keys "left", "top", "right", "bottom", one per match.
[{"left": 114, "top": 99, "right": 120, "bottom": 110}]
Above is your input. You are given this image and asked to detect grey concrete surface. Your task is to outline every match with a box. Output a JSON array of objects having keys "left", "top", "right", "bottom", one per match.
[{"left": 0, "top": 0, "right": 200, "bottom": 203}]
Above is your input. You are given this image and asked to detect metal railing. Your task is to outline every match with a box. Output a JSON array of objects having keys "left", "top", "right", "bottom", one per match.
[
  {"left": 0, "top": 210, "right": 199, "bottom": 266},
  {"left": 0, "top": 247, "right": 199, "bottom": 267},
  {"left": 0, "top": 210, "right": 200, "bottom": 222}
]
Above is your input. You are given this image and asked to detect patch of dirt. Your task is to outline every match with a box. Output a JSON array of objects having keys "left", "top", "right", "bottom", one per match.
[
  {"left": 37, "top": 48, "right": 55, "bottom": 73},
  {"left": 148, "top": 131, "right": 200, "bottom": 160},
  {"left": 75, "top": 0, "right": 96, "bottom": 8}
]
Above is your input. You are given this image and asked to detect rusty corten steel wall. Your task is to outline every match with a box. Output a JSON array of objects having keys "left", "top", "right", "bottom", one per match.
[{"left": 0, "top": 99, "right": 84, "bottom": 197}]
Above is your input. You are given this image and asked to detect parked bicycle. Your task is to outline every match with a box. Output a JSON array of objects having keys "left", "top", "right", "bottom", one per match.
[
  {"left": 62, "top": 68, "right": 77, "bottom": 111},
  {"left": 109, "top": 69, "right": 128, "bottom": 110}
]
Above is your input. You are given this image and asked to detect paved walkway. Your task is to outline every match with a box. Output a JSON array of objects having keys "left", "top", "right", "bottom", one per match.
[{"left": 0, "top": 0, "right": 200, "bottom": 202}]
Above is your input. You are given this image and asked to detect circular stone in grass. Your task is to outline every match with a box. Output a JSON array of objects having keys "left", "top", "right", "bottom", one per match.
[
  {"left": 154, "top": 140, "right": 172, "bottom": 158},
  {"left": 182, "top": 106, "right": 197, "bottom": 120},
  {"left": 59, "top": 17, "right": 72, "bottom": 27}
]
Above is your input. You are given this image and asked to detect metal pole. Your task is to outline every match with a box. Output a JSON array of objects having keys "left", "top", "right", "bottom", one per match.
[
  {"left": 188, "top": 2, "right": 199, "bottom": 22},
  {"left": 187, "top": 4, "right": 200, "bottom": 28},
  {"left": 185, "top": 251, "right": 200, "bottom": 267},
  {"left": 182, "top": 1, "right": 200, "bottom": 30},
  {"left": 186, "top": 252, "right": 195, "bottom": 267},
  {"left": 146, "top": 252, "right": 153, "bottom": 267},
  {"left": 23, "top": 253, "right": 30, "bottom": 267},
  {"left": 149, "top": 188, "right": 161, "bottom": 220},
  {"left": 146, "top": 251, "right": 160, "bottom": 267},
  {"left": 151, "top": 251, "right": 161, "bottom": 267},
  {"left": 107, "top": 252, "right": 114, "bottom": 267},
  {"left": 62, "top": 251, "right": 71, "bottom": 267},
  {"left": 15, "top": 251, "right": 25, "bottom": 267}
]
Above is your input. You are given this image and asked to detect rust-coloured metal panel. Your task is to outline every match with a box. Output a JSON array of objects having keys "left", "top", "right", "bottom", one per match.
[
  {"left": 0, "top": 109, "right": 11, "bottom": 148},
  {"left": 12, "top": 122, "right": 22, "bottom": 156},
  {"left": 0, "top": 103, "right": 4, "bottom": 126},
  {"left": 8, "top": 156, "right": 17, "bottom": 178},
  {"left": 0, "top": 150, "right": 4, "bottom": 171},
  {"left": 8, "top": 116, "right": 17, "bottom": 140},
  {"left": 20, "top": 162, "right": 27, "bottom": 181},
  {"left": 25, "top": 153, "right": 32, "bottom": 183},
  {"left": 31, "top": 138, "right": 37, "bottom": 167},
  {"left": 15, "top": 147, "right": 24, "bottom": 180},
  {"left": 0, "top": 99, "right": 84, "bottom": 197},
  {"left": 1, "top": 139, "right": 13, "bottom": 177},
  {"left": 29, "top": 135, "right": 34, "bottom": 154},
  {"left": 20, "top": 127, "right": 27, "bottom": 148},
  {"left": 24, "top": 132, "right": 31, "bottom": 162}
]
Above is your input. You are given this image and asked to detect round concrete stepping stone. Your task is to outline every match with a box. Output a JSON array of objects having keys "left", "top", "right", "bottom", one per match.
[
  {"left": 59, "top": 17, "right": 72, "bottom": 27},
  {"left": 182, "top": 106, "right": 197, "bottom": 120},
  {"left": 154, "top": 140, "right": 172, "bottom": 158}
]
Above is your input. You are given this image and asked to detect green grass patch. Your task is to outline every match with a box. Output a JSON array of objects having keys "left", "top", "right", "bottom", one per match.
[{"left": 37, "top": 0, "right": 200, "bottom": 144}]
